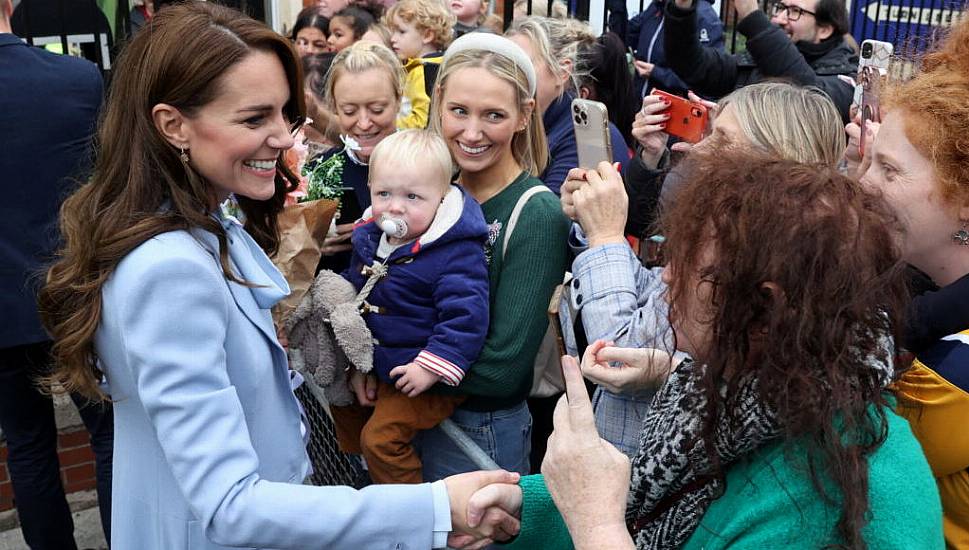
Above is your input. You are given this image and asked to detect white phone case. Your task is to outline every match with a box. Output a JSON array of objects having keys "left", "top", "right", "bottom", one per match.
[
  {"left": 571, "top": 99, "right": 613, "bottom": 170},
  {"left": 854, "top": 40, "right": 894, "bottom": 106}
]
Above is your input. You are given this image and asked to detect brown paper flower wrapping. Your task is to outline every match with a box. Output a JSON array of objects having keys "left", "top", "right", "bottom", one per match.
[{"left": 271, "top": 198, "right": 338, "bottom": 325}]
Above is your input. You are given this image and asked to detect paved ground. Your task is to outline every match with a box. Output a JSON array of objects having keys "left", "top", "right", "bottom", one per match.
[{"left": 0, "top": 501, "right": 107, "bottom": 550}]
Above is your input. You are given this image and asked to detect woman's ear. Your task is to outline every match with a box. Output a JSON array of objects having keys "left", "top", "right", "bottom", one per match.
[
  {"left": 520, "top": 97, "right": 536, "bottom": 128},
  {"left": 152, "top": 103, "right": 191, "bottom": 149},
  {"left": 558, "top": 57, "right": 574, "bottom": 85}
]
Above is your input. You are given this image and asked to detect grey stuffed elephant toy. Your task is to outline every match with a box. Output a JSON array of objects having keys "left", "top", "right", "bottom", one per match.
[{"left": 285, "top": 270, "right": 373, "bottom": 407}]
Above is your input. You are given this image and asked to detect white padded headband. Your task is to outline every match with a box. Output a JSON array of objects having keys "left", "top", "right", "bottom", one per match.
[{"left": 443, "top": 33, "right": 538, "bottom": 98}]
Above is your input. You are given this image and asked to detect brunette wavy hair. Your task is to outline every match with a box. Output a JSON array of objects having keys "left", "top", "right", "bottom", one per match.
[
  {"left": 38, "top": 1, "right": 304, "bottom": 400},
  {"left": 661, "top": 150, "right": 910, "bottom": 549}
]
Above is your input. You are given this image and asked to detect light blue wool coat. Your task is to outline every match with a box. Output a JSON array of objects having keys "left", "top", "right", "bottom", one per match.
[{"left": 96, "top": 214, "right": 443, "bottom": 549}]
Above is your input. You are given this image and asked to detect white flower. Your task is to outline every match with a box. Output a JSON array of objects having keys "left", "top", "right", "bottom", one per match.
[{"left": 340, "top": 135, "right": 362, "bottom": 152}]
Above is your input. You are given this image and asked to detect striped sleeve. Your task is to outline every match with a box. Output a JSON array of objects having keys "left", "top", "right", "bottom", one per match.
[{"left": 415, "top": 350, "right": 464, "bottom": 386}]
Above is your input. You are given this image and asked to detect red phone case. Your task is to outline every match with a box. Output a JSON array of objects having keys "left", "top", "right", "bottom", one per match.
[{"left": 652, "top": 90, "right": 709, "bottom": 144}]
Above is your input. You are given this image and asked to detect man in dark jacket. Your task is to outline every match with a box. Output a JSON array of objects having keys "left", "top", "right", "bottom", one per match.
[
  {"left": 628, "top": 0, "right": 725, "bottom": 97},
  {"left": 0, "top": 0, "right": 113, "bottom": 547},
  {"left": 664, "top": 0, "right": 857, "bottom": 120}
]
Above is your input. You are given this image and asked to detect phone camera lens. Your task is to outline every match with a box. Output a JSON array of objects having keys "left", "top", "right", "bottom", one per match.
[
  {"left": 573, "top": 105, "right": 581, "bottom": 114},
  {"left": 692, "top": 108, "right": 703, "bottom": 117},
  {"left": 862, "top": 43, "right": 873, "bottom": 58},
  {"left": 574, "top": 114, "right": 583, "bottom": 124},
  {"left": 580, "top": 112, "right": 588, "bottom": 121}
]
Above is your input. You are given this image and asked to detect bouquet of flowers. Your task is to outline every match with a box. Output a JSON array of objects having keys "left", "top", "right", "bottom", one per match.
[{"left": 271, "top": 130, "right": 347, "bottom": 325}]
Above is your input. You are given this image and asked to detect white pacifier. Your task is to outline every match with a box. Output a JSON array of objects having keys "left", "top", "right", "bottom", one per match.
[{"left": 378, "top": 214, "right": 408, "bottom": 239}]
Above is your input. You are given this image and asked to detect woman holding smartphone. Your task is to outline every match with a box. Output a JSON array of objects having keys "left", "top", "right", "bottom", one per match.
[
  {"left": 561, "top": 81, "right": 847, "bottom": 458},
  {"left": 860, "top": 16, "right": 969, "bottom": 545},
  {"left": 462, "top": 152, "right": 943, "bottom": 549},
  {"left": 505, "top": 16, "right": 630, "bottom": 194},
  {"left": 413, "top": 33, "right": 571, "bottom": 480}
]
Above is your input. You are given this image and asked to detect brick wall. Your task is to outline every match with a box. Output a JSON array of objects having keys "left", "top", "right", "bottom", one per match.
[{"left": 0, "top": 427, "right": 96, "bottom": 513}]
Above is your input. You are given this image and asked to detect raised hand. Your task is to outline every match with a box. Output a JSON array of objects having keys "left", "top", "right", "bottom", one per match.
[
  {"left": 844, "top": 108, "right": 880, "bottom": 180},
  {"left": 560, "top": 167, "right": 589, "bottom": 222},
  {"left": 632, "top": 94, "right": 671, "bottom": 169},
  {"left": 734, "top": 0, "right": 761, "bottom": 20},
  {"left": 570, "top": 161, "right": 629, "bottom": 248},
  {"left": 542, "top": 356, "right": 634, "bottom": 550}
]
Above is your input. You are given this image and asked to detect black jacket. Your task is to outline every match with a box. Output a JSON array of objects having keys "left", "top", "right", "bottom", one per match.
[
  {"left": 663, "top": 1, "right": 857, "bottom": 121},
  {"left": 0, "top": 33, "right": 102, "bottom": 348},
  {"left": 905, "top": 270, "right": 969, "bottom": 353},
  {"left": 623, "top": 153, "right": 667, "bottom": 239}
]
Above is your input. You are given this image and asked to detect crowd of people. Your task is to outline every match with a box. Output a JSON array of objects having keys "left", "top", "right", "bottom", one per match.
[{"left": 3, "top": 0, "right": 969, "bottom": 548}]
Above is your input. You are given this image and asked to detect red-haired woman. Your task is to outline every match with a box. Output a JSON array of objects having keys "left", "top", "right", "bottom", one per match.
[
  {"left": 458, "top": 152, "right": 943, "bottom": 549},
  {"left": 859, "top": 14, "right": 969, "bottom": 547}
]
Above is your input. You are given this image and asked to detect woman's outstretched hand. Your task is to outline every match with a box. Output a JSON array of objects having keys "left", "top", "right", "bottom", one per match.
[
  {"left": 542, "top": 355, "right": 634, "bottom": 550},
  {"left": 445, "top": 469, "right": 522, "bottom": 549}
]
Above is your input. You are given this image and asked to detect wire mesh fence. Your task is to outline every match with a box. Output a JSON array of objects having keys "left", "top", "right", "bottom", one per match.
[{"left": 293, "top": 379, "right": 368, "bottom": 488}]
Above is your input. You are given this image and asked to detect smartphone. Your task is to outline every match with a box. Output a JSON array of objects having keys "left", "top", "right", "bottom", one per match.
[
  {"left": 858, "top": 65, "right": 882, "bottom": 157},
  {"left": 651, "top": 90, "right": 709, "bottom": 144},
  {"left": 853, "top": 39, "right": 893, "bottom": 107},
  {"left": 856, "top": 40, "right": 892, "bottom": 156},
  {"left": 571, "top": 98, "right": 613, "bottom": 169}
]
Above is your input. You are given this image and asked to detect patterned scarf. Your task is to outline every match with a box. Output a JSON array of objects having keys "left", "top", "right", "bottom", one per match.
[{"left": 624, "top": 359, "right": 781, "bottom": 549}]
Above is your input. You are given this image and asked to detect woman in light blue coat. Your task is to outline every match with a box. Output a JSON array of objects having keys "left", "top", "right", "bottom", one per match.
[{"left": 37, "top": 3, "right": 517, "bottom": 548}]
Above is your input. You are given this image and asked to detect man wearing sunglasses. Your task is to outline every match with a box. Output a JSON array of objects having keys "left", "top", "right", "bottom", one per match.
[{"left": 662, "top": 0, "right": 857, "bottom": 121}]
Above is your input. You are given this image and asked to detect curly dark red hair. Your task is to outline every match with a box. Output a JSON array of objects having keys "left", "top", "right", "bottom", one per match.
[{"left": 661, "top": 150, "right": 911, "bottom": 549}]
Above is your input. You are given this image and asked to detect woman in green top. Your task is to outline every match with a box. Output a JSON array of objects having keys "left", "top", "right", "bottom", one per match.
[
  {"left": 416, "top": 33, "right": 571, "bottom": 481},
  {"left": 459, "top": 151, "right": 943, "bottom": 549}
]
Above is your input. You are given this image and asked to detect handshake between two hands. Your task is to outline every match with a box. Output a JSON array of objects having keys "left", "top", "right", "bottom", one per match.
[
  {"left": 443, "top": 469, "right": 524, "bottom": 549},
  {"left": 441, "top": 341, "right": 679, "bottom": 549}
]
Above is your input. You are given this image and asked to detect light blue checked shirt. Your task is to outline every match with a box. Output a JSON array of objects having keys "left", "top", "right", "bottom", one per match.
[{"left": 568, "top": 225, "right": 679, "bottom": 457}]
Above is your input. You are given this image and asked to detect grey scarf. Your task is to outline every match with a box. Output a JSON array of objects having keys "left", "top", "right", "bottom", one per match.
[{"left": 624, "top": 359, "right": 780, "bottom": 549}]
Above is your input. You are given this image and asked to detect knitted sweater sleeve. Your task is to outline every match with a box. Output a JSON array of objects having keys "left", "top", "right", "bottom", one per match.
[
  {"left": 457, "top": 193, "right": 570, "bottom": 402},
  {"left": 500, "top": 475, "right": 574, "bottom": 550}
]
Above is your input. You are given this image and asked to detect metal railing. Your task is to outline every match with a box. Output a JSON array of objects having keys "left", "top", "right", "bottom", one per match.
[
  {"left": 291, "top": 350, "right": 499, "bottom": 488},
  {"left": 509, "top": 0, "right": 967, "bottom": 55}
]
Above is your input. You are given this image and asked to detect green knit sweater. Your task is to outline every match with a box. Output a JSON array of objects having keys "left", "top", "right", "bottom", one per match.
[
  {"left": 504, "top": 406, "right": 943, "bottom": 549},
  {"left": 438, "top": 172, "right": 570, "bottom": 411}
]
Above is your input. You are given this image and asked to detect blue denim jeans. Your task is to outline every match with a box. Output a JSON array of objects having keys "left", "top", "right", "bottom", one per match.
[{"left": 417, "top": 401, "right": 532, "bottom": 482}]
